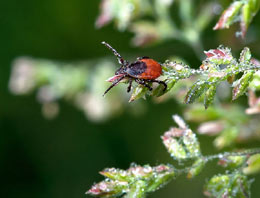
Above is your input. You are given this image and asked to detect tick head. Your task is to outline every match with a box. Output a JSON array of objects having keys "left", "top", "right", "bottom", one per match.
[{"left": 115, "top": 66, "right": 127, "bottom": 75}]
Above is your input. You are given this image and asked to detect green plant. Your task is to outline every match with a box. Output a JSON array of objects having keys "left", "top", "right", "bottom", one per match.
[
  {"left": 8, "top": 0, "right": 260, "bottom": 197},
  {"left": 86, "top": 0, "right": 260, "bottom": 197},
  {"left": 87, "top": 115, "right": 260, "bottom": 198}
]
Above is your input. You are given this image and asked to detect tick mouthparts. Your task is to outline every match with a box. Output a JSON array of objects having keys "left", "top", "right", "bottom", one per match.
[{"left": 106, "top": 74, "right": 125, "bottom": 82}]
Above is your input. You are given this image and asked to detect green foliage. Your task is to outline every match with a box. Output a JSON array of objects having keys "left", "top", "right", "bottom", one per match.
[
  {"left": 204, "top": 172, "right": 253, "bottom": 198},
  {"left": 7, "top": 1, "right": 260, "bottom": 197},
  {"left": 96, "top": 0, "right": 215, "bottom": 56},
  {"left": 214, "top": 0, "right": 260, "bottom": 37},
  {"left": 187, "top": 158, "right": 206, "bottom": 179},
  {"left": 185, "top": 103, "right": 260, "bottom": 150},
  {"left": 162, "top": 115, "right": 201, "bottom": 160},
  {"left": 244, "top": 154, "right": 260, "bottom": 175},
  {"left": 86, "top": 164, "right": 175, "bottom": 198},
  {"left": 124, "top": 46, "right": 260, "bottom": 110},
  {"left": 218, "top": 156, "right": 247, "bottom": 169},
  {"left": 8, "top": 57, "right": 131, "bottom": 121},
  {"left": 87, "top": 115, "right": 260, "bottom": 198}
]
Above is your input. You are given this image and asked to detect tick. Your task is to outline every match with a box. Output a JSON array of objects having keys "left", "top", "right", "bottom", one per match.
[{"left": 102, "top": 41, "right": 167, "bottom": 96}]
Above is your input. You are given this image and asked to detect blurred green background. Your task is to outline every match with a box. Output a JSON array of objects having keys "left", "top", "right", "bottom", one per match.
[{"left": 1, "top": 0, "right": 260, "bottom": 198}]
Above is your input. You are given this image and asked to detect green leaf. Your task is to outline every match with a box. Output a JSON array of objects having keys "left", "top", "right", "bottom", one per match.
[
  {"left": 86, "top": 180, "right": 128, "bottom": 197},
  {"left": 187, "top": 158, "right": 206, "bottom": 179},
  {"left": 204, "top": 84, "right": 217, "bottom": 109},
  {"left": 204, "top": 47, "right": 234, "bottom": 65},
  {"left": 161, "top": 129, "right": 187, "bottom": 160},
  {"left": 100, "top": 168, "right": 130, "bottom": 182},
  {"left": 162, "top": 115, "right": 201, "bottom": 160},
  {"left": 129, "top": 85, "right": 148, "bottom": 102},
  {"left": 239, "top": 47, "right": 252, "bottom": 63},
  {"left": 204, "top": 172, "right": 253, "bottom": 198},
  {"left": 213, "top": 1, "right": 243, "bottom": 30},
  {"left": 213, "top": 0, "right": 260, "bottom": 37},
  {"left": 126, "top": 180, "right": 147, "bottom": 198},
  {"left": 232, "top": 71, "right": 254, "bottom": 100},
  {"left": 146, "top": 165, "right": 175, "bottom": 192},
  {"left": 184, "top": 81, "right": 207, "bottom": 104},
  {"left": 182, "top": 129, "right": 201, "bottom": 158},
  {"left": 218, "top": 156, "right": 247, "bottom": 169}
]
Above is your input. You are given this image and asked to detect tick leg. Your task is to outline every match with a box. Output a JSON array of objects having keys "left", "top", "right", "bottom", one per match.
[
  {"left": 135, "top": 79, "right": 153, "bottom": 91},
  {"left": 127, "top": 78, "right": 133, "bottom": 92},
  {"left": 101, "top": 41, "right": 128, "bottom": 66},
  {"left": 148, "top": 80, "right": 167, "bottom": 91},
  {"left": 103, "top": 75, "right": 127, "bottom": 96}
]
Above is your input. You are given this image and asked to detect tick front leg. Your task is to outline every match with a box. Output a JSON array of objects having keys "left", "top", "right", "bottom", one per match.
[
  {"left": 135, "top": 79, "right": 153, "bottom": 91},
  {"left": 127, "top": 78, "right": 133, "bottom": 92},
  {"left": 103, "top": 74, "right": 127, "bottom": 96}
]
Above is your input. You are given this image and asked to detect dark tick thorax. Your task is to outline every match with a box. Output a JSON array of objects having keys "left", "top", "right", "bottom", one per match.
[{"left": 126, "top": 61, "right": 147, "bottom": 77}]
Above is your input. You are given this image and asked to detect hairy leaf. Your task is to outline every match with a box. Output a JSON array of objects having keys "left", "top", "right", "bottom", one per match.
[
  {"left": 213, "top": 1, "right": 243, "bottom": 30},
  {"left": 204, "top": 47, "right": 234, "bottom": 65},
  {"left": 187, "top": 158, "right": 206, "bottom": 179},
  {"left": 239, "top": 47, "right": 252, "bottom": 63},
  {"left": 184, "top": 81, "right": 208, "bottom": 104},
  {"left": 162, "top": 116, "right": 201, "bottom": 160},
  {"left": 204, "top": 84, "right": 217, "bottom": 109},
  {"left": 204, "top": 172, "right": 253, "bottom": 198},
  {"left": 214, "top": 0, "right": 260, "bottom": 37},
  {"left": 232, "top": 71, "right": 254, "bottom": 100},
  {"left": 218, "top": 156, "right": 247, "bottom": 169},
  {"left": 129, "top": 85, "right": 148, "bottom": 102}
]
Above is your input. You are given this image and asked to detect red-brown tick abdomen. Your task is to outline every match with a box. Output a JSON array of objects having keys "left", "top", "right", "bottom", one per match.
[{"left": 138, "top": 59, "right": 162, "bottom": 79}]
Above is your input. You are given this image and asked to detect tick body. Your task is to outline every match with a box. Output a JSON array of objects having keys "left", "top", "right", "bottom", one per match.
[{"left": 102, "top": 41, "right": 167, "bottom": 96}]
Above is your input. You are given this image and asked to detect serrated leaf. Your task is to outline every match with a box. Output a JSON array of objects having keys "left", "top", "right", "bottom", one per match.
[
  {"left": 184, "top": 81, "right": 207, "bottom": 104},
  {"left": 162, "top": 117, "right": 201, "bottom": 160},
  {"left": 182, "top": 129, "right": 201, "bottom": 158},
  {"left": 218, "top": 156, "right": 247, "bottom": 169},
  {"left": 204, "top": 84, "right": 217, "bottom": 109},
  {"left": 126, "top": 180, "right": 146, "bottom": 198},
  {"left": 161, "top": 129, "right": 187, "bottom": 160},
  {"left": 146, "top": 165, "right": 175, "bottom": 192},
  {"left": 129, "top": 85, "right": 148, "bottom": 102},
  {"left": 204, "top": 47, "right": 234, "bottom": 65},
  {"left": 239, "top": 47, "right": 252, "bottom": 63},
  {"left": 100, "top": 168, "right": 131, "bottom": 182},
  {"left": 86, "top": 180, "right": 128, "bottom": 197},
  {"left": 232, "top": 71, "right": 254, "bottom": 100},
  {"left": 204, "top": 172, "right": 253, "bottom": 198},
  {"left": 213, "top": 1, "right": 243, "bottom": 30},
  {"left": 213, "top": 0, "right": 260, "bottom": 38},
  {"left": 187, "top": 158, "right": 206, "bottom": 179}
]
